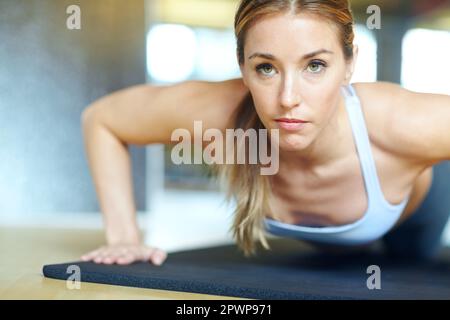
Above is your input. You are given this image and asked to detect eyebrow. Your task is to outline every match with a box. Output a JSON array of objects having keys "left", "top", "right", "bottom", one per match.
[{"left": 248, "top": 49, "right": 334, "bottom": 61}]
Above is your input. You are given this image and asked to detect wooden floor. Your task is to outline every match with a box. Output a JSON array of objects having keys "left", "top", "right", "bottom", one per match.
[{"left": 0, "top": 227, "right": 243, "bottom": 300}]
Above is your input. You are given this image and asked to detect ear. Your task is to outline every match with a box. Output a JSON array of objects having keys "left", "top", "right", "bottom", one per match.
[{"left": 343, "top": 44, "right": 358, "bottom": 85}]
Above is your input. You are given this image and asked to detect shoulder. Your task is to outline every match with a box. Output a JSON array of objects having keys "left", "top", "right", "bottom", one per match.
[
  {"left": 350, "top": 81, "right": 405, "bottom": 149},
  {"left": 352, "top": 81, "right": 405, "bottom": 115},
  {"left": 352, "top": 81, "right": 450, "bottom": 167},
  {"left": 150, "top": 77, "right": 249, "bottom": 135},
  {"left": 85, "top": 78, "right": 249, "bottom": 145},
  {"left": 174, "top": 78, "right": 249, "bottom": 130}
]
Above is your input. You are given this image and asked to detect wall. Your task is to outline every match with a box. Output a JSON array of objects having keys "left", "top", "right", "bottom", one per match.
[{"left": 0, "top": 0, "right": 147, "bottom": 216}]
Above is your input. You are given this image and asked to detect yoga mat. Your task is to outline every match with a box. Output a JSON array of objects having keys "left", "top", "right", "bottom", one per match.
[{"left": 43, "top": 239, "right": 450, "bottom": 299}]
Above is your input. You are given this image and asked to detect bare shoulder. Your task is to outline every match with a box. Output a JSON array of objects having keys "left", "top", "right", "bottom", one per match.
[
  {"left": 352, "top": 81, "right": 450, "bottom": 167},
  {"left": 352, "top": 81, "right": 408, "bottom": 119},
  {"left": 352, "top": 81, "right": 404, "bottom": 104},
  {"left": 182, "top": 78, "right": 249, "bottom": 130},
  {"left": 140, "top": 77, "right": 249, "bottom": 132},
  {"left": 151, "top": 78, "right": 249, "bottom": 131},
  {"left": 86, "top": 78, "right": 249, "bottom": 145},
  {"left": 351, "top": 81, "right": 406, "bottom": 148}
]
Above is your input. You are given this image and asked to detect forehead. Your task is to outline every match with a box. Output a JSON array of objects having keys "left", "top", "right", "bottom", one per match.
[{"left": 245, "top": 13, "right": 339, "bottom": 56}]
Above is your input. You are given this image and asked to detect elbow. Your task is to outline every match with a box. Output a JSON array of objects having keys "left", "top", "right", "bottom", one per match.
[{"left": 81, "top": 105, "right": 101, "bottom": 128}]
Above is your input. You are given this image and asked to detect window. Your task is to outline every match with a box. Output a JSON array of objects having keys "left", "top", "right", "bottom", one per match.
[
  {"left": 146, "top": 23, "right": 240, "bottom": 84},
  {"left": 402, "top": 28, "right": 450, "bottom": 94},
  {"left": 147, "top": 23, "right": 240, "bottom": 189},
  {"left": 146, "top": 24, "right": 197, "bottom": 83},
  {"left": 351, "top": 24, "right": 377, "bottom": 83}
]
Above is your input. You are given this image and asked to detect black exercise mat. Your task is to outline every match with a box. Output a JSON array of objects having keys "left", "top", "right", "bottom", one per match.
[{"left": 42, "top": 238, "right": 450, "bottom": 299}]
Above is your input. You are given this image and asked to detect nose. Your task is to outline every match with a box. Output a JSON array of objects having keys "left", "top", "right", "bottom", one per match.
[{"left": 280, "top": 76, "right": 301, "bottom": 109}]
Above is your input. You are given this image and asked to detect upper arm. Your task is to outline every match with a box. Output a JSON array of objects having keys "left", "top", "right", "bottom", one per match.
[
  {"left": 83, "top": 79, "right": 249, "bottom": 145},
  {"left": 381, "top": 83, "right": 450, "bottom": 167}
]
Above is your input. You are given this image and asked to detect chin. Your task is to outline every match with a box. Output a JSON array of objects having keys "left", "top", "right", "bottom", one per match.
[{"left": 279, "top": 135, "right": 311, "bottom": 152}]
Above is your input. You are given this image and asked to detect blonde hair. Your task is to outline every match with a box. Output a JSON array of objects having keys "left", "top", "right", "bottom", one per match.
[{"left": 213, "top": 0, "right": 355, "bottom": 257}]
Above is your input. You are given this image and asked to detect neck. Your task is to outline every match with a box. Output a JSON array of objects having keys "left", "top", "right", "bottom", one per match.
[{"left": 278, "top": 91, "right": 351, "bottom": 174}]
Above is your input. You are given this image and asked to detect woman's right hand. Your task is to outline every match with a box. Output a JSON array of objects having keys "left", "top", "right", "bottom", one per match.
[{"left": 81, "top": 244, "right": 168, "bottom": 266}]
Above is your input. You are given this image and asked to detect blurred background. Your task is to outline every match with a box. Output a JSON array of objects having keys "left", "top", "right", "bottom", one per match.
[{"left": 0, "top": 0, "right": 449, "bottom": 252}]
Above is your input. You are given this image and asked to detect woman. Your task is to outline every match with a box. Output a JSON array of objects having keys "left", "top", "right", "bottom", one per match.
[{"left": 80, "top": 0, "right": 450, "bottom": 266}]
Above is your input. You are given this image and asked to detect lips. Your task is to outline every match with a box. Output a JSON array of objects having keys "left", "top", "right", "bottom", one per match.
[
  {"left": 275, "top": 118, "right": 308, "bottom": 123},
  {"left": 275, "top": 118, "right": 309, "bottom": 131}
]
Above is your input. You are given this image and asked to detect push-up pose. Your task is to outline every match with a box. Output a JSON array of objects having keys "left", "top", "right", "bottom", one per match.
[{"left": 80, "top": 0, "right": 450, "bottom": 266}]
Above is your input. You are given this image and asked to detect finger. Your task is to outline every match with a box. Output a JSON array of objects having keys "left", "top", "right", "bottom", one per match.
[
  {"left": 103, "top": 250, "right": 124, "bottom": 265},
  {"left": 102, "top": 254, "right": 116, "bottom": 265},
  {"left": 99, "top": 247, "right": 122, "bottom": 264},
  {"left": 81, "top": 254, "right": 93, "bottom": 261},
  {"left": 117, "top": 253, "right": 135, "bottom": 265},
  {"left": 138, "top": 247, "right": 156, "bottom": 262},
  {"left": 151, "top": 249, "right": 167, "bottom": 266},
  {"left": 93, "top": 256, "right": 103, "bottom": 263},
  {"left": 93, "top": 249, "right": 108, "bottom": 263},
  {"left": 81, "top": 248, "right": 102, "bottom": 261}
]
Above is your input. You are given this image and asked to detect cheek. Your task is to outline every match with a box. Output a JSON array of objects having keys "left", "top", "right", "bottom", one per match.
[
  {"left": 306, "top": 85, "right": 342, "bottom": 119},
  {"left": 316, "top": 92, "right": 339, "bottom": 123},
  {"left": 249, "top": 87, "right": 278, "bottom": 119}
]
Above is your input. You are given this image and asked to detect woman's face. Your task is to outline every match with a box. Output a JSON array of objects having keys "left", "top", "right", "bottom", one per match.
[{"left": 240, "top": 13, "right": 356, "bottom": 152}]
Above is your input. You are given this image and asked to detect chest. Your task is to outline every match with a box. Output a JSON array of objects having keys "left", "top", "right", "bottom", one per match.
[{"left": 268, "top": 146, "right": 418, "bottom": 227}]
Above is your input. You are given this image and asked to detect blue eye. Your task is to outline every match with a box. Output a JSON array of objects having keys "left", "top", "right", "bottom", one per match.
[{"left": 255, "top": 63, "right": 276, "bottom": 76}]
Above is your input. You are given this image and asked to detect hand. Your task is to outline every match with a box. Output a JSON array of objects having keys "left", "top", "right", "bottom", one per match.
[{"left": 81, "top": 244, "right": 167, "bottom": 266}]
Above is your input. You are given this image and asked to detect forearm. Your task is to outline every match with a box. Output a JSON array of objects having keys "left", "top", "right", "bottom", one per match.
[{"left": 81, "top": 109, "right": 141, "bottom": 245}]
